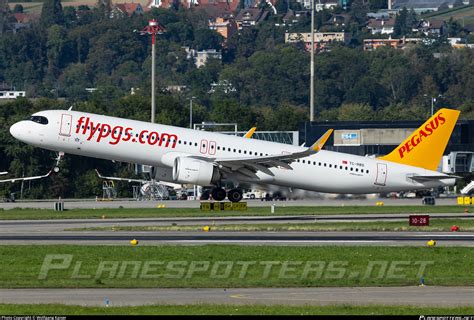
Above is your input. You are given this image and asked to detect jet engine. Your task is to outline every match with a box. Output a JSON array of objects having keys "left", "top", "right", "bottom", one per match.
[{"left": 172, "top": 157, "right": 220, "bottom": 186}]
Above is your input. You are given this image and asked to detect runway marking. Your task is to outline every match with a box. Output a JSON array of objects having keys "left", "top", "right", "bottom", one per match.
[{"left": 159, "top": 240, "right": 390, "bottom": 244}]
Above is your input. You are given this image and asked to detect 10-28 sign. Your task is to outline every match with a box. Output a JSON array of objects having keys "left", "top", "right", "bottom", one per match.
[{"left": 409, "top": 215, "right": 430, "bottom": 226}]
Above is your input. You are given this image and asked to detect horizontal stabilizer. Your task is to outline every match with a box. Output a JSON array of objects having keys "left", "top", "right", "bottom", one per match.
[
  {"left": 0, "top": 171, "right": 51, "bottom": 183},
  {"left": 408, "top": 175, "right": 460, "bottom": 182}
]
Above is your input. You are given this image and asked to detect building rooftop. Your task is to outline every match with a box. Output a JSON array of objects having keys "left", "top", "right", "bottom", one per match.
[{"left": 392, "top": 0, "right": 458, "bottom": 10}]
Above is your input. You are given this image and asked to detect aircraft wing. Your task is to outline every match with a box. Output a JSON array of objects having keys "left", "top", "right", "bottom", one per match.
[
  {"left": 95, "top": 170, "right": 148, "bottom": 184},
  {"left": 0, "top": 171, "right": 51, "bottom": 183},
  {"left": 192, "top": 129, "right": 333, "bottom": 178},
  {"left": 95, "top": 170, "right": 182, "bottom": 189}
]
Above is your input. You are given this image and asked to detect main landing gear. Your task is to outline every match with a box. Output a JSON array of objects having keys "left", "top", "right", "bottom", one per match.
[{"left": 202, "top": 187, "right": 243, "bottom": 203}]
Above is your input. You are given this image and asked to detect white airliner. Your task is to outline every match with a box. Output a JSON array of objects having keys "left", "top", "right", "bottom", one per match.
[{"left": 9, "top": 108, "right": 460, "bottom": 202}]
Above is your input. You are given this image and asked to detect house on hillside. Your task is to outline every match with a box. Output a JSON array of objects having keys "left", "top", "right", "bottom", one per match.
[
  {"left": 0, "top": 90, "right": 26, "bottom": 99},
  {"left": 147, "top": 0, "right": 239, "bottom": 11},
  {"left": 285, "top": 32, "right": 351, "bottom": 51},
  {"left": 281, "top": 10, "right": 310, "bottom": 26},
  {"left": 392, "top": 0, "right": 464, "bottom": 12},
  {"left": 184, "top": 47, "right": 222, "bottom": 68},
  {"left": 235, "top": 8, "right": 269, "bottom": 29},
  {"left": 12, "top": 13, "right": 38, "bottom": 32},
  {"left": 416, "top": 19, "right": 445, "bottom": 35},
  {"left": 209, "top": 16, "right": 237, "bottom": 40},
  {"left": 110, "top": 3, "right": 144, "bottom": 18},
  {"left": 367, "top": 17, "right": 396, "bottom": 34},
  {"left": 327, "top": 13, "right": 351, "bottom": 27}
]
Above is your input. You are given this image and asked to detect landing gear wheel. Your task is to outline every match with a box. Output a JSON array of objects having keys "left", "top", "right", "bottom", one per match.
[
  {"left": 200, "top": 190, "right": 210, "bottom": 201},
  {"left": 227, "top": 188, "right": 243, "bottom": 203},
  {"left": 211, "top": 188, "right": 227, "bottom": 201}
]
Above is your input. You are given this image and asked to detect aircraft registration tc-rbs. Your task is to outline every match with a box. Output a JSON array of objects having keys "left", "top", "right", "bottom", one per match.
[{"left": 9, "top": 108, "right": 460, "bottom": 202}]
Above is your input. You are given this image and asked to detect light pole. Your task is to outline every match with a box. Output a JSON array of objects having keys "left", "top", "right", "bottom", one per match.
[
  {"left": 431, "top": 97, "right": 435, "bottom": 116},
  {"left": 425, "top": 94, "right": 442, "bottom": 116},
  {"left": 189, "top": 96, "right": 196, "bottom": 129},
  {"left": 138, "top": 19, "right": 165, "bottom": 123},
  {"left": 310, "top": 0, "right": 315, "bottom": 122}
]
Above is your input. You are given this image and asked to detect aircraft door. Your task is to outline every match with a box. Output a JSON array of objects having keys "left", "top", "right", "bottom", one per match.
[
  {"left": 375, "top": 163, "right": 387, "bottom": 186},
  {"left": 59, "top": 114, "right": 72, "bottom": 137},
  {"left": 200, "top": 139, "right": 208, "bottom": 154}
]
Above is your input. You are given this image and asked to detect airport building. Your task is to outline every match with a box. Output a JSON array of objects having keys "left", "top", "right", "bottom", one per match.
[{"left": 299, "top": 119, "right": 474, "bottom": 173}]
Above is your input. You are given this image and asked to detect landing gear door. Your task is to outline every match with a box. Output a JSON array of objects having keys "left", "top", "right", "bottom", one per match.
[
  {"left": 59, "top": 114, "right": 72, "bottom": 137},
  {"left": 375, "top": 163, "right": 387, "bottom": 186}
]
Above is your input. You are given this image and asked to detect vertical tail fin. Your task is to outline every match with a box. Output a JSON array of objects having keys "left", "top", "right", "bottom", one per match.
[{"left": 379, "top": 108, "right": 460, "bottom": 171}]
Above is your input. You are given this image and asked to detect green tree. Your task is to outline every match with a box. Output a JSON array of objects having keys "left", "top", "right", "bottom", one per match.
[
  {"left": 393, "top": 7, "right": 409, "bottom": 37},
  {"left": 59, "top": 63, "right": 91, "bottom": 100},
  {"left": 368, "top": 0, "right": 387, "bottom": 10},
  {"left": 349, "top": 0, "right": 369, "bottom": 25},
  {"left": 275, "top": 0, "right": 288, "bottom": 13},
  {"left": 337, "top": 103, "right": 375, "bottom": 121},
  {"left": 445, "top": 17, "right": 463, "bottom": 37},
  {"left": 13, "top": 4, "right": 24, "bottom": 13},
  {"left": 193, "top": 29, "right": 223, "bottom": 50},
  {"left": 46, "top": 24, "right": 68, "bottom": 80},
  {"left": 40, "top": 0, "right": 64, "bottom": 28}
]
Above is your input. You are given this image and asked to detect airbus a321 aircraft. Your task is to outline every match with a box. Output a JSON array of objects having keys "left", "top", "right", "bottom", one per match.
[{"left": 9, "top": 108, "right": 460, "bottom": 202}]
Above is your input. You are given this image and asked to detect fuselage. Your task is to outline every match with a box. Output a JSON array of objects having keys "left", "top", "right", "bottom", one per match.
[{"left": 9, "top": 110, "right": 455, "bottom": 193}]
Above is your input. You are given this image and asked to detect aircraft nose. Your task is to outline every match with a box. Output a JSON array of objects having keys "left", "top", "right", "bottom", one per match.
[{"left": 9, "top": 122, "right": 23, "bottom": 139}]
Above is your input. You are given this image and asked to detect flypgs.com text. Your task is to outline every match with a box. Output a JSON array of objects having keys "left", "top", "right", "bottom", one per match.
[{"left": 75, "top": 116, "right": 178, "bottom": 148}]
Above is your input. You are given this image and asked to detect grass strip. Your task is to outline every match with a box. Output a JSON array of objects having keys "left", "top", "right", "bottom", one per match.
[
  {"left": 0, "top": 205, "right": 469, "bottom": 220},
  {"left": 1, "top": 303, "right": 474, "bottom": 315},
  {"left": 70, "top": 218, "right": 474, "bottom": 232},
  {"left": 0, "top": 245, "right": 472, "bottom": 288}
]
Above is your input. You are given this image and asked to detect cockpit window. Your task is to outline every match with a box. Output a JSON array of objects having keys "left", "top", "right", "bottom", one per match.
[{"left": 29, "top": 116, "right": 48, "bottom": 125}]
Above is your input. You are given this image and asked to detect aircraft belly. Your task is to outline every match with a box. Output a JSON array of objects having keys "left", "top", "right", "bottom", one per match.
[
  {"left": 270, "top": 166, "right": 378, "bottom": 194},
  {"left": 68, "top": 137, "right": 165, "bottom": 167}
]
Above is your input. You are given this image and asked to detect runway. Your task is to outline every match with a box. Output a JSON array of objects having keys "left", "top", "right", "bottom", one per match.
[
  {"left": 1, "top": 231, "right": 473, "bottom": 246},
  {"left": 0, "top": 287, "right": 473, "bottom": 306},
  {"left": 0, "top": 197, "right": 460, "bottom": 210},
  {"left": 1, "top": 213, "right": 472, "bottom": 233}
]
